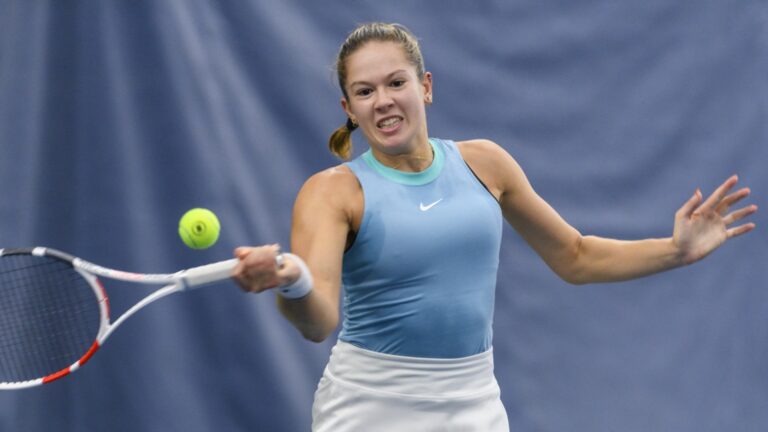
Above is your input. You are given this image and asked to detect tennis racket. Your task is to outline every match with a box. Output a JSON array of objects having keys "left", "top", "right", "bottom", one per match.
[{"left": 0, "top": 247, "right": 238, "bottom": 390}]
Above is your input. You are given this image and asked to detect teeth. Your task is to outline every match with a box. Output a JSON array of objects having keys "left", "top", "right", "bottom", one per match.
[{"left": 378, "top": 117, "right": 401, "bottom": 128}]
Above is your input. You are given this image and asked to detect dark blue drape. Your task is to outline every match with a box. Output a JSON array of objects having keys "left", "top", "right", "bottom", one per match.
[{"left": 1, "top": 1, "right": 766, "bottom": 431}]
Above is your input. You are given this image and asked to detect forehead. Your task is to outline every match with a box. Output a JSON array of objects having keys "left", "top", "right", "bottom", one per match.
[{"left": 345, "top": 41, "right": 414, "bottom": 83}]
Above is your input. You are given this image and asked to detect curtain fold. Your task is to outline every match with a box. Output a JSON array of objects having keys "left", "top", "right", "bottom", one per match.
[{"left": 1, "top": 1, "right": 765, "bottom": 431}]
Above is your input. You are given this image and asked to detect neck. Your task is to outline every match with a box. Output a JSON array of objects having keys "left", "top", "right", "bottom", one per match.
[{"left": 372, "top": 139, "right": 434, "bottom": 172}]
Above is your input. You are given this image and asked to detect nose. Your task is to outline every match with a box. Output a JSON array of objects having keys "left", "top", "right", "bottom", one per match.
[{"left": 373, "top": 88, "right": 394, "bottom": 111}]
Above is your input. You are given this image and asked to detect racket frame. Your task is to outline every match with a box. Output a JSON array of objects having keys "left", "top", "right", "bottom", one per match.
[{"left": 0, "top": 247, "right": 237, "bottom": 389}]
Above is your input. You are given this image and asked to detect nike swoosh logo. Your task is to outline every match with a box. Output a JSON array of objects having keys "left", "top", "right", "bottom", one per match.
[{"left": 419, "top": 199, "right": 443, "bottom": 211}]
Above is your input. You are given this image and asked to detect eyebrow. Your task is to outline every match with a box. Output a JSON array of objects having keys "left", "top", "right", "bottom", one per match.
[{"left": 348, "top": 69, "right": 409, "bottom": 88}]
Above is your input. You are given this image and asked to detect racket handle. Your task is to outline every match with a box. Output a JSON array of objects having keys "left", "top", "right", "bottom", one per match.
[{"left": 181, "top": 259, "right": 239, "bottom": 289}]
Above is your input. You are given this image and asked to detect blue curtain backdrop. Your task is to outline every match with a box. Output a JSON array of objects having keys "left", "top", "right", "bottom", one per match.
[{"left": 1, "top": 1, "right": 766, "bottom": 431}]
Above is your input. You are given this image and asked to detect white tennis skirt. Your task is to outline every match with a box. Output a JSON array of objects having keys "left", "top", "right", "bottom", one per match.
[{"left": 312, "top": 340, "right": 509, "bottom": 432}]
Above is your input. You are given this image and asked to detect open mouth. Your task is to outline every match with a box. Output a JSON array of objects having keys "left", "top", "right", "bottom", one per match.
[{"left": 376, "top": 116, "right": 403, "bottom": 130}]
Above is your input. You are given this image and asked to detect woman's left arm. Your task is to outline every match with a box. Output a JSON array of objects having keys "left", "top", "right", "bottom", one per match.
[{"left": 459, "top": 139, "right": 758, "bottom": 285}]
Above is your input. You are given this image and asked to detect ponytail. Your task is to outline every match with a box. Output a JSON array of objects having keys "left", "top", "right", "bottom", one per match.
[{"left": 327, "top": 118, "right": 358, "bottom": 160}]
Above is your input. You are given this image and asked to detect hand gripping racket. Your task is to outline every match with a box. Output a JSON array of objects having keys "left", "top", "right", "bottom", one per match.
[{"left": 0, "top": 247, "right": 238, "bottom": 389}]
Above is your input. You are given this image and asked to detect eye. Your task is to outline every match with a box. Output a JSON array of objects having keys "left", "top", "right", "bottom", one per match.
[
  {"left": 390, "top": 79, "right": 406, "bottom": 88},
  {"left": 355, "top": 87, "right": 373, "bottom": 97}
]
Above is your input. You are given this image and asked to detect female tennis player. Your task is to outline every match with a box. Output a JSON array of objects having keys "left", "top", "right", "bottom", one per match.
[{"left": 231, "top": 23, "right": 757, "bottom": 431}]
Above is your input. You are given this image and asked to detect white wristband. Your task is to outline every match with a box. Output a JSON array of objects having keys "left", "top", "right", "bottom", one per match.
[{"left": 276, "top": 253, "right": 313, "bottom": 299}]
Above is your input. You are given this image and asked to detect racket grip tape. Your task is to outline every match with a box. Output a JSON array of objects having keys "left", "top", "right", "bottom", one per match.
[{"left": 181, "top": 259, "right": 239, "bottom": 288}]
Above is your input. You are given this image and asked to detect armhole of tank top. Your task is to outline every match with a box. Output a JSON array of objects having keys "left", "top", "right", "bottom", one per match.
[
  {"left": 451, "top": 146, "right": 500, "bottom": 204},
  {"left": 345, "top": 229, "right": 358, "bottom": 253},
  {"left": 343, "top": 161, "right": 366, "bottom": 253},
  {"left": 463, "top": 161, "right": 499, "bottom": 204},
  {"left": 444, "top": 139, "right": 499, "bottom": 204}
]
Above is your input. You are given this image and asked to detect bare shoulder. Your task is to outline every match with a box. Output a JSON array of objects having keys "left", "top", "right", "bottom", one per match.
[
  {"left": 295, "top": 164, "right": 362, "bottom": 222},
  {"left": 456, "top": 138, "right": 520, "bottom": 174},
  {"left": 456, "top": 139, "right": 524, "bottom": 199},
  {"left": 301, "top": 164, "right": 360, "bottom": 197},
  {"left": 456, "top": 138, "right": 508, "bottom": 159}
]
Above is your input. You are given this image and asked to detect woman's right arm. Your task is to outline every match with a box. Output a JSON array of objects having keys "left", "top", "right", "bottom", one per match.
[{"left": 232, "top": 165, "right": 359, "bottom": 342}]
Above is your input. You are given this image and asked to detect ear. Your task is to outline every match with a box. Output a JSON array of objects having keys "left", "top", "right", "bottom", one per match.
[
  {"left": 422, "top": 72, "right": 433, "bottom": 105},
  {"left": 340, "top": 97, "right": 356, "bottom": 123}
]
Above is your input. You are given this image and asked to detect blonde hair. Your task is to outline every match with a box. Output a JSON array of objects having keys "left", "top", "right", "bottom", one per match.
[{"left": 328, "top": 23, "right": 426, "bottom": 160}]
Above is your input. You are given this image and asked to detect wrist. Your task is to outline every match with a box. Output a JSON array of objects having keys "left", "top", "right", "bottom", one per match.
[
  {"left": 667, "top": 237, "right": 688, "bottom": 267},
  {"left": 276, "top": 253, "right": 314, "bottom": 300}
]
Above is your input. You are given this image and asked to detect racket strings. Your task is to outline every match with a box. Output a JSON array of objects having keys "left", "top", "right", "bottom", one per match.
[{"left": 0, "top": 255, "right": 101, "bottom": 383}]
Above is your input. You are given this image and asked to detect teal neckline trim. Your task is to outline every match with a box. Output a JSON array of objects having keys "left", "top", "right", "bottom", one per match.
[{"left": 361, "top": 139, "right": 445, "bottom": 186}]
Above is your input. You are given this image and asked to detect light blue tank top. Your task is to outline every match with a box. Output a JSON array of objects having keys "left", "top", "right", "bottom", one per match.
[{"left": 339, "top": 138, "right": 503, "bottom": 358}]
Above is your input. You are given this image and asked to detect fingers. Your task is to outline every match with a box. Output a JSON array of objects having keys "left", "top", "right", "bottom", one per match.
[
  {"left": 719, "top": 179, "right": 758, "bottom": 237},
  {"left": 699, "top": 175, "right": 738, "bottom": 212},
  {"left": 723, "top": 204, "right": 758, "bottom": 226},
  {"left": 677, "top": 188, "right": 702, "bottom": 218},
  {"left": 233, "top": 244, "right": 280, "bottom": 260},
  {"left": 716, "top": 187, "right": 751, "bottom": 215},
  {"left": 234, "top": 247, "right": 251, "bottom": 259},
  {"left": 231, "top": 244, "right": 283, "bottom": 293},
  {"left": 726, "top": 222, "right": 756, "bottom": 239}
]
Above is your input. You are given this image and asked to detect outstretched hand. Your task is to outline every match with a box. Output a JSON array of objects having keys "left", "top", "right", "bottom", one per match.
[{"left": 673, "top": 175, "right": 758, "bottom": 265}]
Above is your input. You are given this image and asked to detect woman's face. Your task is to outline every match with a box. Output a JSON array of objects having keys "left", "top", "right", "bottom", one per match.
[{"left": 341, "top": 41, "right": 432, "bottom": 155}]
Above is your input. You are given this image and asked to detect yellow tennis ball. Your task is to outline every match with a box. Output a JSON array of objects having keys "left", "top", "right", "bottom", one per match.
[{"left": 178, "top": 208, "right": 220, "bottom": 249}]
